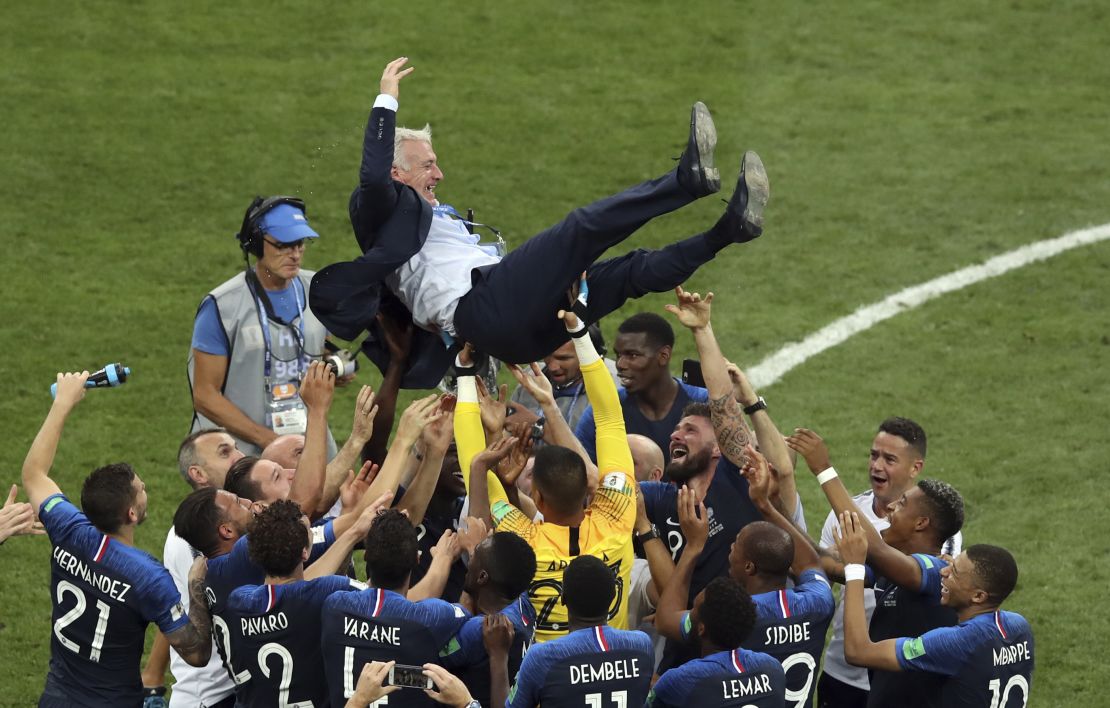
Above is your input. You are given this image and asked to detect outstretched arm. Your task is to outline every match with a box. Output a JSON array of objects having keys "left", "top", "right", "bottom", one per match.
[
  {"left": 655, "top": 487, "right": 708, "bottom": 642},
  {"left": 837, "top": 511, "right": 902, "bottom": 672},
  {"left": 22, "top": 372, "right": 89, "bottom": 511},
  {"left": 353, "top": 57, "right": 413, "bottom": 232},
  {"left": 787, "top": 428, "right": 923, "bottom": 590},
  {"left": 665, "top": 287, "right": 752, "bottom": 468},
  {"left": 726, "top": 360, "right": 797, "bottom": 518},
  {"left": 164, "top": 557, "right": 214, "bottom": 667},
  {"left": 289, "top": 361, "right": 335, "bottom": 516},
  {"left": 395, "top": 402, "right": 453, "bottom": 526},
  {"left": 741, "top": 444, "right": 820, "bottom": 574},
  {"left": 318, "top": 385, "right": 380, "bottom": 516}
]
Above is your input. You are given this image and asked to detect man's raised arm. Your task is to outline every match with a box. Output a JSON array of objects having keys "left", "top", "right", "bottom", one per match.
[
  {"left": 741, "top": 444, "right": 821, "bottom": 574},
  {"left": 665, "top": 286, "right": 752, "bottom": 468},
  {"left": 352, "top": 57, "right": 413, "bottom": 240},
  {"left": 288, "top": 361, "right": 335, "bottom": 516},
  {"left": 787, "top": 428, "right": 923, "bottom": 590},
  {"left": 22, "top": 372, "right": 89, "bottom": 511}
]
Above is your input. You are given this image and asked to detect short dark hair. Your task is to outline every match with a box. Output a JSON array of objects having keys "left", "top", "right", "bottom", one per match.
[
  {"left": 248, "top": 500, "right": 309, "bottom": 577},
  {"left": 740, "top": 521, "right": 794, "bottom": 576},
  {"left": 178, "top": 428, "right": 228, "bottom": 487},
  {"left": 563, "top": 555, "right": 614, "bottom": 618},
  {"left": 878, "top": 417, "right": 927, "bottom": 458},
  {"left": 174, "top": 487, "right": 224, "bottom": 558},
  {"left": 364, "top": 510, "right": 419, "bottom": 590},
  {"left": 80, "top": 463, "right": 137, "bottom": 534},
  {"left": 617, "top": 312, "right": 674, "bottom": 350},
  {"left": 699, "top": 576, "right": 757, "bottom": 649},
  {"left": 532, "top": 445, "right": 588, "bottom": 516},
  {"left": 966, "top": 544, "right": 1019, "bottom": 604},
  {"left": 681, "top": 402, "right": 712, "bottom": 422},
  {"left": 485, "top": 532, "right": 537, "bottom": 599},
  {"left": 916, "top": 479, "right": 965, "bottom": 544},
  {"left": 225, "top": 456, "right": 263, "bottom": 501}
]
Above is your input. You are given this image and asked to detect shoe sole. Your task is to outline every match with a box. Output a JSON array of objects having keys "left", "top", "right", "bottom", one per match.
[
  {"left": 740, "top": 150, "right": 769, "bottom": 232},
  {"left": 691, "top": 102, "right": 721, "bottom": 193}
]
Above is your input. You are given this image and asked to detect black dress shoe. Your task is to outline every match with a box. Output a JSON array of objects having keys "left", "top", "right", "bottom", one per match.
[
  {"left": 721, "top": 150, "right": 770, "bottom": 242},
  {"left": 676, "top": 102, "right": 721, "bottom": 198}
]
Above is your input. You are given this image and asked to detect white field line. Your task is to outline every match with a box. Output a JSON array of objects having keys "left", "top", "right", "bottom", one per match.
[{"left": 746, "top": 223, "right": 1110, "bottom": 390}]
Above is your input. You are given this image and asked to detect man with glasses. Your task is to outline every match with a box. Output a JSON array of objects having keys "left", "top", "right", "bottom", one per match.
[{"left": 189, "top": 196, "right": 341, "bottom": 457}]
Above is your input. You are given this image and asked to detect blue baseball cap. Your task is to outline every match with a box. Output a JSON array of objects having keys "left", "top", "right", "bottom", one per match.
[{"left": 258, "top": 203, "right": 320, "bottom": 243}]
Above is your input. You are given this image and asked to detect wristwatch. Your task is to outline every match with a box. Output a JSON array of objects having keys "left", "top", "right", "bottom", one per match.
[
  {"left": 636, "top": 524, "right": 661, "bottom": 544},
  {"left": 531, "top": 416, "right": 546, "bottom": 442},
  {"left": 461, "top": 701, "right": 481, "bottom": 708},
  {"left": 742, "top": 396, "right": 767, "bottom": 415}
]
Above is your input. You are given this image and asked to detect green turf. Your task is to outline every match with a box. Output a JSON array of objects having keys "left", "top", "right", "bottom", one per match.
[{"left": 3, "top": 0, "right": 1108, "bottom": 704}]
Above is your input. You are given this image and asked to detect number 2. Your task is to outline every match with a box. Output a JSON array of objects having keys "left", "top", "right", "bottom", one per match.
[
  {"left": 258, "top": 642, "right": 313, "bottom": 708},
  {"left": 53, "top": 580, "right": 111, "bottom": 662},
  {"left": 988, "top": 676, "right": 1030, "bottom": 708}
]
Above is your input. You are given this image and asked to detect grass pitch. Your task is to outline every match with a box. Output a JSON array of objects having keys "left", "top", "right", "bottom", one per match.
[{"left": 3, "top": 1, "right": 1108, "bottom": 704}]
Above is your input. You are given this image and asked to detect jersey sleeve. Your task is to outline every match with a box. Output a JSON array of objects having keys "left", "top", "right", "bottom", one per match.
[
  {"left": 305, "top": 519, "right": 336, "bottom": 564},
  {"left": 38, "top": 494, "right": 85, "bottom": 545},
  {"left": 819, "top": 508, "right": 839, "bottom": 548},
  {"left": 896, "top": 624, "right": 973, "bottom": 676},
  {"left": 191, "top": 296, "right": 230, "bottom": 356},
  {"left": 507, "top": 645, "right": 547, "bottom": 708},
  {"left": 574, "top": 404, "right": 599, "bottom": 463},
  {"left": 491, "top": 499, "right": 537, "bottom": 543},
  {"left": 438, "top": 615, "right": 484, "bottom": 669},
  {"left": 139, "top": 563, "right": 191, "bottom": 635},
  {"left": 911, "top": 553, "right": 947, "bottom": 603},
  {"left": 794, "top": 569, "right": 836, "bottom": 617},
  {"left": 454, "top": 399, "right": 515, "bottom": 512}
]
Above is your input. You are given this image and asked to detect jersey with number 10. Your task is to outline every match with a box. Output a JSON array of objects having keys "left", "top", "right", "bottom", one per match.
[
  {"left": 896, "top": 558, "right": 1034, "bottom": 707},
  {"left": 228, "top": 576, "right": 363, "bottom": 707},
  {"left": 508, "top": 625, "right": 654, "bottom": 708},
  {"left": 39, "top": 494, "right": 189, "bottom": 707}
]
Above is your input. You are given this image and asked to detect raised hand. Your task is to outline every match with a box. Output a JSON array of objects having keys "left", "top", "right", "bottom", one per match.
[
  {"left": 395, "top": 394, "right": 442, "bottom": 444},
  {"left": 724, "top": 360, "right": 759, "bottom": 408},
  {"left": 457, "top": 516, "right": 489, "bottom": 558},
  {"left": 339, "top": 461, "right": 379, "bottom": 512},
  {"left": 52, "top": 371, "right": 90, "bottom": 413},
  {"left": 677, "top": 485, "right": 709, "bottom": 553},
  {"left": 430, "top": 528, "right": 462, "bottom": 562},
  {"left": 379, "top": 57, "right": 414, "bottom": 100},
  {"left": 510, "top": 363, "right": 556, "bottom": 408},
  {"left": 348, "top": 386, "right": 380, "bottom": 445},
  {"left": 0, "top": 485, "right": 43, "bottom": 542},
  {"left": 475, "top": 377, "right": 509, "bottom": 439},
  {"left": 495, "top": 432, "right": 534, "bottom": 488},
  {"left": 471, "top": 436, "right": 519, "bottom": 479},
  {"left": 421, "top": 397, "right": 455, "bottom": 453},
  {"left": 299, "top": 360, "right": 336, "bottom": 412},
  {"left": 740, "top": 443, "right": 777, "bottom": 507},
  {"left": 785, "top": 428, "right": 832, "bottom": 474},
  {"left": 663, "top": 285, "right": 713, "bottom": 331},
  {"left": 834, "top": 510, "right": 869, "bottom": 565},
  {"left": 482, "top": 613, "right": 514, "bottom": 658},
  {"left": 350, "top": 491, "right": 395, "bottom": 537}
]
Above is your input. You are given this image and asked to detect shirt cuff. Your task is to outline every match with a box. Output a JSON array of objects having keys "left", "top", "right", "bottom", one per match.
[{"left": 373, "top": 94, "right": 399, "bottom": 112}]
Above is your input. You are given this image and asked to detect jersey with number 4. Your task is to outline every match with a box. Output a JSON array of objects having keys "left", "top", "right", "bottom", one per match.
[
  {"left": 649, "top": 648, "right": 786, "bottom": 707},
  {"left": 39, "top": 494, "right": 190, "bottom": 707},
  {"left": 507, "top": 625, "right": 653, "bottom": 708},
  {"left": 228, "top": 576, "right": 363, "bottom": 707},
  {"left": 321, "top": 587, "right": 470, "bottom": 707},
  {"left": 896, "top": 560, "right": 1034, "bottom": 708},
  {"left": 439, "top": 593, "right": 537, "bottom": 706}
]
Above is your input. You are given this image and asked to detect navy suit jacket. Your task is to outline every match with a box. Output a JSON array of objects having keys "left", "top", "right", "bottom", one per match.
[{"left": 309, "top": 105, "right": 454, "bottom": 388}]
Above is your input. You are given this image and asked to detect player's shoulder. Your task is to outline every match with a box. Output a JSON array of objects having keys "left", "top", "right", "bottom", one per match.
[
  {"left": 39, "top": 493, "right": 87, "bottom": 535},
  {"left": 414, "top": 596, "right": 470, "bottom": 621},
  {"left": 999, "top": 609, "right": 1032, "bottom": 638},
  {"left": 228, "top": 583, "right": 268, "bottom": 611},
  {"left": 677, "top": 379, "right": 709, "bottom": 401},
  {"left": 735, "top": 647, "right": 785, "bottom": 676},
  {"left": 792, "top": 569, "right": 835, "bottom": 607}
]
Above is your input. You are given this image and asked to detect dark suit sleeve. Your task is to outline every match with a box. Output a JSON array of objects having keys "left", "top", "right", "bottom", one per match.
[{"left": 350, "top": 105, "right": 401, "bottom": 251}]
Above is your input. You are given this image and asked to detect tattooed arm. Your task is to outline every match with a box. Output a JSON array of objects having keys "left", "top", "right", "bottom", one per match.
[
  {"left": 665, "top": 286, "right": 752, "bottom": 468},
  {"left": 164, "top": 557, "right": 214, "bottom": 667}
]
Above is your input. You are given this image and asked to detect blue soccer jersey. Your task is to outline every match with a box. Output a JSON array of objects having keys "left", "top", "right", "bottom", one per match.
[
  {"left": 205, "top": 526, "right": 335, "bottom": 691},
  {"left": 507, "top": 625, "right": 654, "bottom": 708},
  {"left": 867, "top": 554, "right": 957, "bottom": 708},
  {"left": 38, "top": 494, "right": 190, "bottom": 707},
  {"left": 896, "top": 610, "right": 1034, "bottom": 707},
  {"left": 746, "top": 569, "right": 835, "bottom": 708},
  {"left": 228, "top": 575, "right": 363, "bottom": 707},
  {"left": 649, "top": 648, "right": 786, "bottom": 708},
  {"left": 439, "top": 594, "right": 537, "bottom": 706},
  {"left": 321, "top": 587, "right": 470, "bottom": 707}
]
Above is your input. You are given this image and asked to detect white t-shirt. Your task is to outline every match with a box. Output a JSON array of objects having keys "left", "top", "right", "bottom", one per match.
[
  {"left": 818, "top": 490, "right": 963, "bottom": 690},
  {"left": 386, "top": 213, "right": 500, "bottom": 336},
  {"left": 164, "top": 526, "right": 236, "bottom": 707}
]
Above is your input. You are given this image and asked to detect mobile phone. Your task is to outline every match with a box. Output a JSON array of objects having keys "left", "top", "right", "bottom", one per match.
[
  {"left": 388, "top": 663, "right": 433, "bottom": 690},
  {"left": 682, "top": 358, "right": 705, "bottom": 388}
]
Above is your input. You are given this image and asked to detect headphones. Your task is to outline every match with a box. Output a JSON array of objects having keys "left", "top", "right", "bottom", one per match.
[{"left": 235, "top": 195, "right": 307, "bottom": 258}]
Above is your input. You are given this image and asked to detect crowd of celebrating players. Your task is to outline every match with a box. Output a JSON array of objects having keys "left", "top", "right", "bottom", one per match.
[{"left": 10, "top": 57, "right": 1034, "bottom": 708}]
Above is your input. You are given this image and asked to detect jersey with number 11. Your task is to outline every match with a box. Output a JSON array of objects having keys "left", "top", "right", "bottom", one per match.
[{"left": 39, "top": 494, "right": 189, "bottom": 706}]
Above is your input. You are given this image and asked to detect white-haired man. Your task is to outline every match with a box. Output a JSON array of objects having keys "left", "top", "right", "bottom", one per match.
[{"left": 310, "top": 56, "right": 771, "bottom": 388}]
